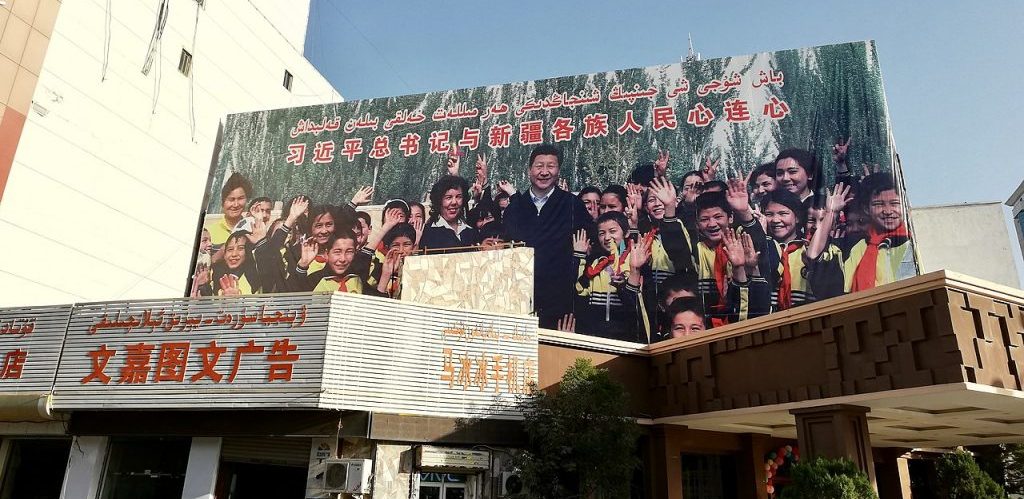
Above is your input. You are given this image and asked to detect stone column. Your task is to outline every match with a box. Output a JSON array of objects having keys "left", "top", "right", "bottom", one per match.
[
  {"left": 790, "top": 404, "right": 876, "bottom": 488},
  {"left": 59, "top": 436, "right": 109, "bottom": 499},
  {"left": 873, "top": 447, "right": 912, "bottom": 499},
  {"left": 181, "top": 437, "right": 222, "bottom": 499}
]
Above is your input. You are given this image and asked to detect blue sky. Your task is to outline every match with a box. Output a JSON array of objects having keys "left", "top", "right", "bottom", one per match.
[{"left": 305, "top": 0, "right": 1024, "bottom": 209}]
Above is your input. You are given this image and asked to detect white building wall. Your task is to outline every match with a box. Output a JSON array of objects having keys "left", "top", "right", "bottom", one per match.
[
  {"left": 0, "top": 0, "right": 341, "bottom": 305},
  {"left": 248, "top": 0, "right": 312, "bottom": 53},
  {"left": 911, "top": 202, "right": 1022, "bottom": 289}
]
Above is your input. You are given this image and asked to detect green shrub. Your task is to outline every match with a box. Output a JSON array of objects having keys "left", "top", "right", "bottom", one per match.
[
  {"left": 781, "top": 457, "right": 877, "bottom": 499},
  {"left": 936, "top": 449, "right": 1007, "bottom": 499}
]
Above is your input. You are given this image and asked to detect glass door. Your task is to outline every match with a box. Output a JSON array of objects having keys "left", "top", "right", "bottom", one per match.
[{"left": 419, "top": 472, "right": 469, "bottom": 499}]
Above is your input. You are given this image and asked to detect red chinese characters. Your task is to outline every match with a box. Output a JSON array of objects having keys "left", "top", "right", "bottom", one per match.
[
  {"left": 582, "top": 113, "right": 609, "bottom": 138},
  {"left": 763, "top": 96, "right": 791, "bottom": 120},
  {"left": 368, "top": 135, "right": 391, "bottom": 159},
  {"left": 428, "top": 130, "right": 451, "bottom": 154},
  {"left": 458, "top": 128, "right": 481, "bottom": 150},
  {"left": 82, "top": 344, "right": 116, "bottom": 384},
  {"left": 285, "top": 144, "right": 306, "bottom": 166},
  {"left": 0, "top": 349, "right": 27, "bottom": 379},
  {"left": 340, "top": 139, "right": 363, "bottom": 162},
  {"left": 519, "top": 120, "right": 543, "bottom": 145},
  {"left": 227, "top": 340, "right": 265, "bottom": 383},
  {"left": 190, "top": 341, "right": 227, "bottom": 383},
  {"left": 311, "top": 140, "right": 335, "bottom": 164},
  {"left": 652, "top": 106, "right": 678, "bottom": 131},
  {"left": 686, "top": 103, "right": 715, "bottom": 127},
  {"left": 267, "top": 339, "right": 299, "bottom": 382},
  {"left": 118, "top": 343, "right": 155, "bottom": 384},
  {"left": 487, "top": 124, "right": 513, "bottom": 149},
  {"left": 399, "top": 133, "right": 421, "bottom": 157},
  {"left": 80, "top": 339, "right": 301, "bottom": 385},
  {"left": 551, "top": 117, "right": 575, "bottom": 142},
  {"left": 153, "top": 342, "right": 190, "bottom": 382},
  {"left": 616, "top": 110, "right": 643, "bottom": 135},
  {"left": 724, "top": 99, "right": 751, "bottom": 123}
]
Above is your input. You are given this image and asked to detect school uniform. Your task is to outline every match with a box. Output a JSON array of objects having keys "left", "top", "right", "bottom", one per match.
[
  {"left": 723, "top": 276, "right": 772, "bottom": 322},
  {"left": 762, "top": 239, "right": 844, "bottom": 310},
  {"left": 573, "top": 247, "right": 648, "bottom": 343},
  {"left": 311, "top": 273, "right": 364, "bottom": 294},
  {"left": 841, "top": 226, "right": 915, "bottom": 292},
  {"left": 204, "top": 217, "right": 234, "bottom": 246},
  {"left": 635, "top": 217, "right": 696, "bottom": 340},
  {"left": 212, "top": 262, "right": 260, "bottom": 295},
  {"left": 695, "top": 219, "right": 768, "bottom": 326}
]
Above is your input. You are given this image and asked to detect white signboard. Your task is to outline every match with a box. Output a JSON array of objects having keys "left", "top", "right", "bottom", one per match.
[
  {"left": 0, "top": 304, "right": 71, "bottom": 393},
  {"left": 417, "top": 446, "right": 490, "bottom": 470},
  {"left": 321, "top": 293, "right": 538, "bottom": 419},
  {"left": 47, "top": 292, "right": 537, "bottom": 417},
  {"left": 51, "top": 294, "right": 332, "bottom": 409}
]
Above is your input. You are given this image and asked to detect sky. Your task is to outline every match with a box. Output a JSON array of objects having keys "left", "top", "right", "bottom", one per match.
[{"left": 304, "top": 0, "right": 1024, "bottom": 210}]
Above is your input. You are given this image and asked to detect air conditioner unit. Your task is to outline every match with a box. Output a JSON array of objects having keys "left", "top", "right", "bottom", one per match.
[
  {"left": 321, "top": 458, "right": 372, "bottom": 495},
  {"left": 500, "top": 471, "right": 524, "bottom": 497}
]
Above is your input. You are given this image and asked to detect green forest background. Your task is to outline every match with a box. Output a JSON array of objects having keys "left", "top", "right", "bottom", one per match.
[{"left": 205, "top": 40, "right": 895, "bottom": 212}]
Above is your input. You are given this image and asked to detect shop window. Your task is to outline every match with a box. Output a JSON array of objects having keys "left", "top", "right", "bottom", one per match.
[
  {"left": 98, "top": 437, "right": 190, "bottom": 499},
  {"left": 418, "top": 472, "right": 467, "bottom": 499},
  {"left": 680, "top": 453, "right": 738, "bottom": 499},
  {"left": 0, "top": 438, "right": 72, "bottom": 499}
]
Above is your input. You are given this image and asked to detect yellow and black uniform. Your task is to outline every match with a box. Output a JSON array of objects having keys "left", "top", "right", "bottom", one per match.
[
  {"left": 637, "top": 216, "right": 697, "bottom": 341},
  {"left": 311, "top": 274, "right": 364, "bottom": 293},
  {"left": 211, "top": 263, "right": 260, "bottom": 296},
  {"left": 204, "top": 217, "right": 235, "bottom": 247},
  {"left": 841, "top": 231, "right": 915, "bottom": 292},
  {"left": 696, "top": 219, "right": 767, "bottom": 326},
  {"left": 253, "top": 222, "right": 305, "bottom": 294},
  {"left": 573, "top": 247, "right": 648, "bottom": 343},
  {"left": 357, "top": 245, "right": 387, "bottom": 288},
  {"left": 723, "top": 276, "right": 772, "bottom": 322},
  {"left": 285, "top": 258, "right": 355, "bottom": 292},
  {"left": 763, "top": 239, "right": 844, "bottom": 309},
  {"left": 645, "top": 216, "right": 696, "bottom": 287}
]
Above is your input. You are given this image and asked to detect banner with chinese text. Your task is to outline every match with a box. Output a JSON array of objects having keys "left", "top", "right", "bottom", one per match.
[{"left": 195, "top": 40, "right": 918, "bottom": 343}]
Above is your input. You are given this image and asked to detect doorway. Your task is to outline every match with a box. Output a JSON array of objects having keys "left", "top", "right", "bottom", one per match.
[{"left": 418, "top": 472, "right": 468, "bottom": 499}]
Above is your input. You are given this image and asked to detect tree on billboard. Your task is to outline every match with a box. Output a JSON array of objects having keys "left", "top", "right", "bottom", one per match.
[
  {"left": 513, "top": 358, "right": 640, "bottom": 499},
  {"left": 772, "top": 42, "right": 892, "bottom": 188}
]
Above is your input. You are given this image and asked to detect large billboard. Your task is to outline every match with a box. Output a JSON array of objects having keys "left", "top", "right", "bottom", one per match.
[{"left": 192, "top": 40, "right": 918, "bottom": 343}]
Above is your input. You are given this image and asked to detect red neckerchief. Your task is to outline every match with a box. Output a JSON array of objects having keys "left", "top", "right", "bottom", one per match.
[
  {"left": 851, "top": 225, "right": 910, "bottom": 292},
  {"left": 314, "top": 254, "right": 327, "bottom": 264},
  {"left": 585, "top": 248, "right": 630, "bottom": 279},
  {"left": 713, "top": 242, "right": 728, "bottom": 305},
  {"left": 583, "top": 230, "right": 657, "bottom": 279},
  {"left": 777, "top": 240, "right": 804, "bottom": 310},
  {"left": 326, "top": 275, "right": 348, "bottom": 292}
]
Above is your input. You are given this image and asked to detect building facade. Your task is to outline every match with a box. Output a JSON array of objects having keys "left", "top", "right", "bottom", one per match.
[
  {"left": 0, "top": 269, "right": 1022, "bottom": 498},
  {"left": 911, "top": 202, "right": 1022, "bottom": 289},
  {"left": 0, "top": 0, "right": 341, "bottom": 306}
]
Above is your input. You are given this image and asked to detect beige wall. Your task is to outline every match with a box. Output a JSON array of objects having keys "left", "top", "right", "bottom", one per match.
[
  {"left": 911, "top": 202, "right": 1021, "bottom": 288},
  {"left": 0, "top": 0, "right": 59, "bottom": 200}
]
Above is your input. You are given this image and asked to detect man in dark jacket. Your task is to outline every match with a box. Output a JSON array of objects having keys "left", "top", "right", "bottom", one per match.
[{"left": 502, "top": 144, "right": 591, "bottom": 330}]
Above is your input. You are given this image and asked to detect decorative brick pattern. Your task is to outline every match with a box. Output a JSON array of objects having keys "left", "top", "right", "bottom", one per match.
[{"left": 650, "top": 287, "right": 1024, "bottom": 418}]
